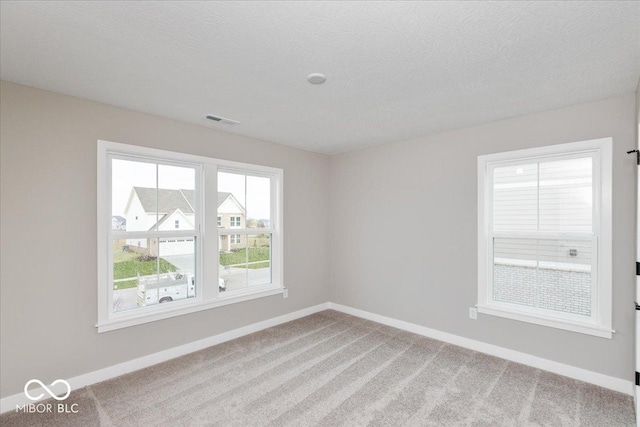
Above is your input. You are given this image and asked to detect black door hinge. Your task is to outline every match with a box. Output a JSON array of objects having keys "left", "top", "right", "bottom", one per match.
[
  {"left": 636, "top": 372, "right": 639, "bottom": 386},
  {"left": 627, "top": 150, "right": 640, "bottom": 165},
  {"left": 637, "top": 262, "right": 640, "bottom": 276}
]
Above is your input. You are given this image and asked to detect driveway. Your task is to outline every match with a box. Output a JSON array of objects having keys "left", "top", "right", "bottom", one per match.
[
  {"left": 113, "top": 287, "right": 139, "bottom": 312},
  {"left": 224, "top": 267, "right": 271, "bottom": 292},
  {"left": 163, "top": 255, "right": 194, "bottom": 273}
]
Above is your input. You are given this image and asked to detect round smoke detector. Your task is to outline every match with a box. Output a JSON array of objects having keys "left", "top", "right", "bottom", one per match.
[{"left": 307, "top": 73, "right": 327, "bottom": 84}]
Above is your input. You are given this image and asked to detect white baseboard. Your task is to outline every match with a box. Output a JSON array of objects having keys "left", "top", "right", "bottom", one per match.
[
  {"left": 1, "top": 300, "right": 632, "bottom": 414},
  {"left": 328, "top": 302, "right": 633, "bottom": 396},
  {"left": 0, "top": 302, "right": 330, "bottom": 414}
]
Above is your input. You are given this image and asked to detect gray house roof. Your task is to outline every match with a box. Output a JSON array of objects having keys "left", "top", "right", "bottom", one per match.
[
  {"left": 131, "top": 188, "right": 242, "bottom": 214},
  {"left": 218, "top": 192, "right": 232, "bottom": 207},
  {"left": 133, "top": 187, "right": 194, "bottom": 214},
  {"left": 129, "top": 188, "right": 245, "bottom": 231}
]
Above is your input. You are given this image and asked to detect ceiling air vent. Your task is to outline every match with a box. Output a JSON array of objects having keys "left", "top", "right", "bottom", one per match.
[{"left": 206, "top": 114, "right": 239, "bottom": 125}]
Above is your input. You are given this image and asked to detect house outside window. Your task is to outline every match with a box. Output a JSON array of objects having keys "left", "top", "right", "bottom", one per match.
[
  {"left": 98, "top": 140, "right": 284, "bottom": 332},
  {"left": 477, "top": 138, "right": 612, "bottom": 338},
  {"left": 217, "top": 169, "right": 276, "bottom": 291}
]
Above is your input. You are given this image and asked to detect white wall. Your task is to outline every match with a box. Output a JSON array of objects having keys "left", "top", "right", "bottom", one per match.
[
  {"left": 329, "top": 93, "right": 637, "bottom": 380},
  {"left": 0, "top": 81, "right": 331, "bottom": 398}
]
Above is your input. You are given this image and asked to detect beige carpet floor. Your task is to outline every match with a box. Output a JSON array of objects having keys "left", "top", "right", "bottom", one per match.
[{"left": 1, "top": 310, "right": 635, "bottom": 426}]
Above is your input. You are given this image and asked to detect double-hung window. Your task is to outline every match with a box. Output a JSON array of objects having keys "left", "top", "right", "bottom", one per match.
[
  {"left": 477, "top": 138, "right": 612, "bottom": 338},
  {"left": 218, "top": 169, "right": 278, "bottom": 290},
  {"left": 97, "top": 141, "right": 283, "bottom": 332}
]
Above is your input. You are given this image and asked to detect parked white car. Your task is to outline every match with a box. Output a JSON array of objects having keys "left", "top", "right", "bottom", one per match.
[{"left": 137, "top": 272, "right": 226, "bottom": 306}]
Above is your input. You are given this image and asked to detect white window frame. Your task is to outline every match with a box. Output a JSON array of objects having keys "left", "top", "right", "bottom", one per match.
[
  {"left": 217, "top": 216, "right": 222, "bottom": 227},
  {"left": 97, "top": 140, "right": 284, "bottom": 333},
  {"left": 230, "top": 216, "right": 241, "bottom": 228},
  {"left": 477, "top": 138, "right": 613, "bottom": 338}
]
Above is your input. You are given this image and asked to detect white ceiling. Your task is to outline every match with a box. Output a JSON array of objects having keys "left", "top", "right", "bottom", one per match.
[{"left": 1, "top": 1, "right": 639, "bottom": 154}]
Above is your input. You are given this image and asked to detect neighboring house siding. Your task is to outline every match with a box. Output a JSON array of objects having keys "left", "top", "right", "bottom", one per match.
[
  {"left": 218, "top": 213, "right": 246, "bottom": 251},
  {"left": 124, "top": 195, "right": 150, "bottom": 253},
  {"left": 217, "top": 196, "right": 246, "bottom": 251},
  {"left": 157, "top": 209, "right": 194, "bottom": 231},
  {"left": 218, "top": 213, "right": 245, "bottom": 229},
  {"left": 122, "top": 188, "right": 246, "bottom": 255},
  {"left": 125, "top": 195, "right": 148, "bottom": 231}
]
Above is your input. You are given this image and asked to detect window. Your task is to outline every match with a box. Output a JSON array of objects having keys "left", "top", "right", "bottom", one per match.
[
  {"left": 477, "top": 138, "right": 612, "bottom": 338},
  {"left": 218, "top": 170, "right": 275, "bottom": 291},
  {"left": 97, "top": 141, "right": 283, "bottom": 332}
]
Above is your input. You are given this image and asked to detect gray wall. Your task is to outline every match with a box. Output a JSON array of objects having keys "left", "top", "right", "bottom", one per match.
[
  {"left": 0, "top": 81, "right": 331, "bottom": 398},
  {"left": 1, "top": 81, "right": 636, "bottom": 399},
  {"left": 329, "top": 93, "right": 637, "bottom": 380}
]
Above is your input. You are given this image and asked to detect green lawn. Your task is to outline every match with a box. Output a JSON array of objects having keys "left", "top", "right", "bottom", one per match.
[
  {"left": 247, "top": 261, "right": 270, "bottom": 270},
  {"left": 220, "top": 248, "right": 270, "bottom": 267},
  {"left": 114, "top": 279, "right": 138, "bottom": 290},
  {"left": 113, "top": 258, "right": 177, "bottom": 289},
  {"left": 112, "top": 248, "right": 139, "bottom": 263}
]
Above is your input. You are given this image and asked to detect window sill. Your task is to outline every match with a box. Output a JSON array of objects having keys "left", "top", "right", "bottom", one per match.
[
  {"left": 477, "top": 305, "right": 614, "bottom": 339},
  {"left": 97, "top": 287, "right": 284, "bottom": 333}
]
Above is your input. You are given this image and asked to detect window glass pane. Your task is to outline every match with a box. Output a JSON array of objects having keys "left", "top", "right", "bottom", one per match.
[
  {"left": 493, "top": 237, "right": 538, "bottom": 308},
  {"left": 539, "top": 157, "right": 592, "bottom": 232},
  {"left": 218, "top": 172, "right": 246, "bottom": 230},
  {"left": 112, "top": 159, "right": 156, "bottom": 231},
  {"left": 113, "top": 238, "right": 160, "bottom": 313},
  {"left": 157, "top": 164, "right": 196, "bottom": 231},
  {"left": 537, "top": 238, "right": 592, "bottom": 317},
  {"left": 493, "top": 163, "right": 538, "bottom": 232},
  {"left": 156, "top": 237, "right": 195, "bottom": 304},
  {"left": 247, "top": 234, "right": 271, "bottom": 286},
  {"left": 218, "top": 233, "right": 272, "bottom": 292},
  {"left": 218, "top": 171, "right": 271, "bottom": 229},
  {"left": 247, "top": 176, "right": 271, "bottom": 227},
  {"left": 219, "top": 235, "right": 247, "bottom": 292},
  {"left": 493, "top": 237, "right": 592, "bottom": 317}
]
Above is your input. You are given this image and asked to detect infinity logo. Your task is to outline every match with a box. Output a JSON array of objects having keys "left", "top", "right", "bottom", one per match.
[{"left": 24, "top": 379, "right": 71, "bottom": 401}]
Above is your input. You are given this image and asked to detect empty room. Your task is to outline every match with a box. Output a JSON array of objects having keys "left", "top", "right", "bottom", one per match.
[{"left": 1, "top": 1, "right": 639, "bottom": 426}]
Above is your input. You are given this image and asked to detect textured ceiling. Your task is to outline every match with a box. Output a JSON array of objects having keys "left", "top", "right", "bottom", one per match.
[{"left": 1, "top": 1, "right": 639, "bottom": 154}]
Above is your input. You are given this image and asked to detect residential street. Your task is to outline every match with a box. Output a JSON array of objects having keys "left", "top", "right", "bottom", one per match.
[{"left": 113, "top": 264, "right": 271, "bottom": 311}]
